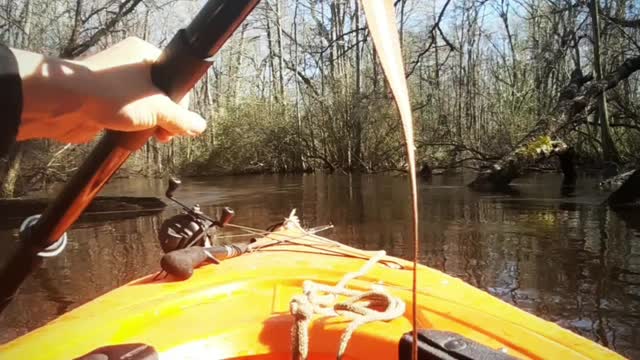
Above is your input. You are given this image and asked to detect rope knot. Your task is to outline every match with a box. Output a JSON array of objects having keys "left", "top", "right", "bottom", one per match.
[
  {"left": 289, "top": 251, "right": 406, "bottom": 360},
  {"left": 290, "top": 295, "right": 314, "bottom": 360},
  {"left": 334, "top": 291, "right": 392, "bottom": 316},
  {"left": 290, "top": 295, "right": 314, "bottom": 321}
]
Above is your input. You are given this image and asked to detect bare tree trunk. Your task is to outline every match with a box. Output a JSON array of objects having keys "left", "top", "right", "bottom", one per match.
[
  {"left": 63, "top": 0, "right": 83, "bottom": 57},
  {"left": 589, "top": 0, "right": 620, "bottom": 163},
  {"left": 293, "top": 0, "right": 305, "bottom": 170},
  {"left": 499, "top": 0, "right": 517, "bottom": 100},
  {"left": 456, "top": 0, "right": 466, "bottom": 140},
  {"left": 0, "top": 0, "right": 31, "bottom": 197},
  {"left": 0, "top": 145, "right": 24, "bottom": 198},
  {"left": 232, "top": 23, "right": 248, "bottom": 106},
  {"left": 264, "top": 7, "right": 277, "bottom": 104},
  {"left": 568, "top": 0, "right": 581, "bottom": 73},
  {"left": 274, "top": 0, "right": 285, "bottom": 100},
  {"left": 141, "top": 7, "right": 150, "bottom": 41},
  {"left": 15, "top": 0, "right": 31, "bottom": 48},
  {"left": 372, "top": 46, "right": 379, "bottom": 93},
  {"left": 354, "top": 0, "right": 361, "bottom": 95},
  {"left": 353, "top": 0, "right": 363, "bottom": 165},
  {"left": 154, "top": 141, "right": 162, "bottom": 175},
  {"left": 399, "top": 0, "right": 406, "bottom": 51}
]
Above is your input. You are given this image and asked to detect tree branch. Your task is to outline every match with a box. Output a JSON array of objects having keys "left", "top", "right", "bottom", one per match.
[
  {"left": 406, "top": 0, "right": 455, "bottom": 77},
  {"left": 60, "top": 0, "right": 145, "bottom": 58},
  {"left": 603, "top": 13, "right": 640, "bottom": 29}
]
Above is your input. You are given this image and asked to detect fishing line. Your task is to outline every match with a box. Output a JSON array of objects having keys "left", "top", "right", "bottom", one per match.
[{"left": 216, "top": 224, "right": 334, "bottom": 240}]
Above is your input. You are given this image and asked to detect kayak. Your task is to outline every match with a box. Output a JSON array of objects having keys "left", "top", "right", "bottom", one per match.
[{"left": 0, "top": 224, "right": 624, "bottom": 360}]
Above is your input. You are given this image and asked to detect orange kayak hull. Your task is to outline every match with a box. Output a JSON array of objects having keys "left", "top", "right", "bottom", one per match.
[{"left": 0, "top": 229, "right": 624, "bottom": 359}]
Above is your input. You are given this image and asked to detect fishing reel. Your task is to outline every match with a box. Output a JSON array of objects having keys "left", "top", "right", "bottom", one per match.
[{"left": 158, "top": 177, "right": 234, "bottom": 253}]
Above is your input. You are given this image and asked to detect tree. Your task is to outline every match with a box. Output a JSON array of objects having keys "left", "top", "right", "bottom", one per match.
[{"left": 589, "top": 0, "right": 620, "bottom": 163}]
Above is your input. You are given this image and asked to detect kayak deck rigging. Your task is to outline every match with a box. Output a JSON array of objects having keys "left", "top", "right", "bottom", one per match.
[{"left": 244, "top": 224, "right": 407, "bottom": 271}]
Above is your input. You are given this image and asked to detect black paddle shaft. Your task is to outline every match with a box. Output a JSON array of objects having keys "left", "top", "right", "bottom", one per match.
[{"left": 0, "top": 0, "right": 261, "bottom": 315}]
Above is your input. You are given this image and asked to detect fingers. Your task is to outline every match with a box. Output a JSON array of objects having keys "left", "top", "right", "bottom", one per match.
[
  {"left": 56, "top": 123, "right": 102, "bottom": 144},
  {"left": 155, "top": 128, "right": 174, "bottom": 143},
  {"left": 82, "top": 37, "right": 161, "bottom": 69},
  {"left": 178, "top": 92, "right": 190, "bottom": 108},
  {"left": 122, "top": 37, "right": 162, "bottom": 62},
  {"left": 153, "top": 95, "right": 207, "bottom": 137},
  {"left": 77, "top": 36, "right": 204, "bottom": 143}
]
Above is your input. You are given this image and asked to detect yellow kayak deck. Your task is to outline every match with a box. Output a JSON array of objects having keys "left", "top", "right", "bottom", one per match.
[{"left": 0, "top": 228, "right": 623, "bottom": 359}]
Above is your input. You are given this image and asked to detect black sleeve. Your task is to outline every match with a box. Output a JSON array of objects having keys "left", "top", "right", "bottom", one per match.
[{"left": 0, "top": 44, "right": 22, "bottom": 157}]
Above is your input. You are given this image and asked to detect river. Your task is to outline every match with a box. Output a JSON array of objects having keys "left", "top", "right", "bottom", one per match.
[{"left": 0, "top": 173, "right": 638, "bottom": 358}]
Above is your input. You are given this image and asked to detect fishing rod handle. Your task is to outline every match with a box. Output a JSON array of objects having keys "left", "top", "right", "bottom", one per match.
[
  {"left": 161, "top": 244, "right": 248, "bottom": 280},
  {"left": 28, "top": 0, "right": 260, "bottom": 250},
  {"left": 161, "top": 247, "right": 210, "bottom": 280}
]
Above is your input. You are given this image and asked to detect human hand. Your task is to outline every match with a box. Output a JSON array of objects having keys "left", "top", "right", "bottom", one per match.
[{"left": 16, "top": 37, "right": 206, "bottom": 143}]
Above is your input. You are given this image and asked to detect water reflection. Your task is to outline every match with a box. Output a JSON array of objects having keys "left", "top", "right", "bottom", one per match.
[{"left": 0, "top": 173, "right": 638, "bottom": 358}]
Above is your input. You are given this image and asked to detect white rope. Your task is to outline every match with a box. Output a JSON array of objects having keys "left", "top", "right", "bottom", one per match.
[{"left": 289, "top": 250, "right": 406, "bottom": 360}]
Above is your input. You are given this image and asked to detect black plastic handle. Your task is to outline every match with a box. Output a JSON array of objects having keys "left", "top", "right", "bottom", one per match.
[
  {"left": 161, "top": 247, "right": 210, "bottom": 280},
  {"left": 161, "top": 244, "right": 248, "bottom": 280}
]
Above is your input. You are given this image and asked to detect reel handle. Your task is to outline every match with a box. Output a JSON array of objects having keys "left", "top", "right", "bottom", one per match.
[
  {"left": 166, "top": 177, "right": 182, "bottom": 199},
  {"left": 217, "top": 207, "right": 235, "bottom": 227}
]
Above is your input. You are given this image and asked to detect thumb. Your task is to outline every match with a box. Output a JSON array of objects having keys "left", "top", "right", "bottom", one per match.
[{"left": 154, "top": 95, "right": 206, "bottom": 136}]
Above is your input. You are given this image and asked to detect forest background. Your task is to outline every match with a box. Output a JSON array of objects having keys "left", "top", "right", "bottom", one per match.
[{"left": 1, "top": 0, "right": 639, "bottom": 197}]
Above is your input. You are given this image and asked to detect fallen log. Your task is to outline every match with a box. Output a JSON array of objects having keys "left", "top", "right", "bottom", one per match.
[
  {"left": 598, "top": 170, "right": 634, "bottom": 191},
  {"left": 607, "top": 169, "right": 640, "bottom": 209},
  {"left": 469, "top": 137, "right": 572, "bottom": 191},
  {"left": 469, "top": 56, "right": 640, "bottom": 191}
]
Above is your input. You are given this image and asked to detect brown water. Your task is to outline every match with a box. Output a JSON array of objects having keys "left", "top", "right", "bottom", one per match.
[{"left": 0, "top": 173, "right": 639, "bottom": 358}]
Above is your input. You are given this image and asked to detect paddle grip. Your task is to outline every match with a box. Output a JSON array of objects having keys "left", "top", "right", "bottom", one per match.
[
  {"left": 161, "top": 244, "right": 248, "bottom": 280},
  {"left": 28, "top": 0, "right": 261, "bottom": 251}
]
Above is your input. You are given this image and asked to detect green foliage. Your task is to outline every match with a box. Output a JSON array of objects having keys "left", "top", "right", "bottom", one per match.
[
  {"left": 186, "top": 101, "right": 303, "bottom": 175},
  {"left": 181, "top": 90, "right": 406, "bottom": 175},
  {"left": 516, "top": 136, "right": 553, "bottom": 159}
]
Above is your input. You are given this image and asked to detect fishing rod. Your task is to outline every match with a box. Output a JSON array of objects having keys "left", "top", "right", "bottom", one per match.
[{"left": 0, "top": 0, "right": 261, "bottom": 314}]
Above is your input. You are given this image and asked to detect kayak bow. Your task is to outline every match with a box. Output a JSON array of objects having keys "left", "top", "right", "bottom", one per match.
[{"left": 0, "top": 223, "right": 625, "bottom": 359}]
